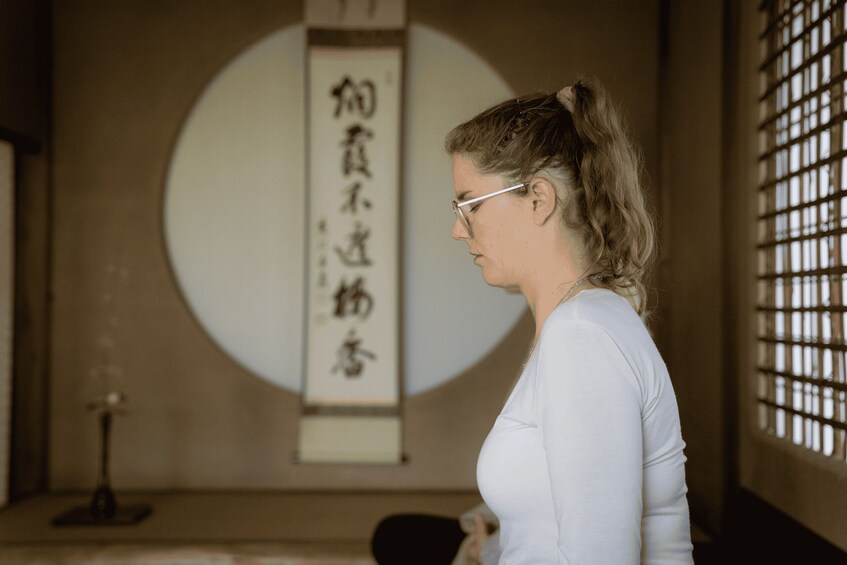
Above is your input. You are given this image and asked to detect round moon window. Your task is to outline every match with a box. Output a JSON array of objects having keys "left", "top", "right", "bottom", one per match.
[{"left": 164, "top": 23, "right": 525, "bottom": 395}]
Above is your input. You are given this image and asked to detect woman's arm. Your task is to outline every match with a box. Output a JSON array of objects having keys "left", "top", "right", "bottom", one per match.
[{"left": 536, "top": 319, "right": 644, "bottom": 564}]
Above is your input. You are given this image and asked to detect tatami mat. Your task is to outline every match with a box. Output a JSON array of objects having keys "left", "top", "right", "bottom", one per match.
[{"left": 0, "top": 492, "right": 710, "bottom": 563}]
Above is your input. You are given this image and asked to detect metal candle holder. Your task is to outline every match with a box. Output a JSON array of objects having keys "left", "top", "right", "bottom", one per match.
[{"left": 52, "top": 392, "right": 152, "bottom": 526}]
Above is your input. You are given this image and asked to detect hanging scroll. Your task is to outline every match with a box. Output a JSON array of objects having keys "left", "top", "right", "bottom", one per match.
[{"left": 299, "top": 0, "right": 405, "bottom": 463}]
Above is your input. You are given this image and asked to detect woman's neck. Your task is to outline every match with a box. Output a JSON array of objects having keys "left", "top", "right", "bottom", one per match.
[
  {"left": 516, "top": 215, "right": 597, "bottom": 348},
  {"left": 521, "top": 255, "right": 594, "bottom": 349}
]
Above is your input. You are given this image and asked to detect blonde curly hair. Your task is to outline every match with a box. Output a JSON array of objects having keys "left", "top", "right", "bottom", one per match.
[{"left": 445, "top": 76, "right": 656, "bottom": 317}]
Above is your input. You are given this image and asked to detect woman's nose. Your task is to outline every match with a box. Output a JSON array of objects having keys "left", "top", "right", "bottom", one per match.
[{"left": 451, "top": 217, "right": 470, "bottom": 240}]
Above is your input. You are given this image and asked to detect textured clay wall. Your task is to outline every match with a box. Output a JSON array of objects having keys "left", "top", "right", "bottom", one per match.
[{"left": 49, "top": 0, "right": 661, "bottom": 490}]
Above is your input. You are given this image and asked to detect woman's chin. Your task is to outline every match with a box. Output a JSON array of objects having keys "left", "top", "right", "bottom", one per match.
[{"left": 479, "top": 266, "right": 508, "bottom": 288}]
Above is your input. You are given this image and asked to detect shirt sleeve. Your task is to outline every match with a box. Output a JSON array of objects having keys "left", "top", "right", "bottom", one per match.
[{"left": 535, "top": 318, "right": 644, "bottom": 564}]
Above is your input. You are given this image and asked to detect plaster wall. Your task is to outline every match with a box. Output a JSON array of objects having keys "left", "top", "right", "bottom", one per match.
[
  {"left": 49, "top": 0, "right": 661, "bottom": 490},
  {"left": 657, "top": 0, "right": 726, "bottom": 534}
]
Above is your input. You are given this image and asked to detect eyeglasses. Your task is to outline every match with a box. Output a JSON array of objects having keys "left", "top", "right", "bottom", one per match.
[{"left": 451, "top": 182, "right": 526, "bottom": 236}]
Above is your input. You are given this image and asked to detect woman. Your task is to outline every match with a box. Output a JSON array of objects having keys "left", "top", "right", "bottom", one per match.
[{"left": 447, "top": 77, "right": 694, "bottom": 564}]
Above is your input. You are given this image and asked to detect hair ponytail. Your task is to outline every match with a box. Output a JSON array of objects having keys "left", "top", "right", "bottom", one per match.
[
  {"left": 445, "top": 77, "right": 657, "bottom": 317},
  {"left": 567, "top": 78, "right": 656, "bottom": 315}
]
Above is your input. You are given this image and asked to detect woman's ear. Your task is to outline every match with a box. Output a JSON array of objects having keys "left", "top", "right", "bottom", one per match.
[{"left": 529, "top": 177, "right": 558, "bottom": 226}]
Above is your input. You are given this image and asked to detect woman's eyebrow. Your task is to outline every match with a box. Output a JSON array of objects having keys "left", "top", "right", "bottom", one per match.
[{"left": 457, "top": 190, "right": 471, "bottom": 201}]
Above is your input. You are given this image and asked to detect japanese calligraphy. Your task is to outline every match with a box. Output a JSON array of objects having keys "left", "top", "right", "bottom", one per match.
[
  {"left": 333, "top": 277, "right": 373, "bottom": 319},
  {"left": 341, "top": 181, "right": 372, "bottom": 213},
  {"left": 310, "top": 66, "right": 393, "bottom": 386},
  {"left": 331, "top": 328, "right": 376, "bottom": 378},
  {"left": 330, "top": 76, "right": 377, "bottom": 118},
  {"left": 340, "top": 123, "right": 374, "bottom": 178},
  {"left": 334, "top": 220, "right": 372, "bottom": 267},
  {"left": 312, "top": 215, "right": 332, "bottom": 327}
]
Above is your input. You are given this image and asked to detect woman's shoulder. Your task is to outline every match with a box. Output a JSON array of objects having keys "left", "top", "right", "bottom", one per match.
[
  {"left": 545, "top": 288, "right": 643, "bottom": 335},
  {"left": 537, "top": 289, "right": 663, "bottom": 406},
  {"left": 534, "top": 293, "right": 645, "bottom": 406},
  {"left": 541, "top": 288, "right": 661, "bottom": 372}
]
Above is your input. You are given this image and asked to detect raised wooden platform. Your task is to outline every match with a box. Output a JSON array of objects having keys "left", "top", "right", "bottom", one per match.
[
  {"left": 0, "top": 491, "right": 711, "bottom": 563},
  {"left": 0, "top": 491, "right": 481, "bottom": 563}
]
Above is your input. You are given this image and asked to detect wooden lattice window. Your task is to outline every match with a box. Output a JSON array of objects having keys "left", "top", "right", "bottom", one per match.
[{"left": 758, "top": 0, "right": 847, "bottom": 459}]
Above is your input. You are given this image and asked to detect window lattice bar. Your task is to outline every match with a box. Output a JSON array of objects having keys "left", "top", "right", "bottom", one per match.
[
  {"left": 758, "top": 0, "right": 847, "bottom": 460},
  {"left": 759, "top": 0, "right": 803, "bottom": 40},
  {"left": 758, "top": 303, "right": 847, "bottom": 311},
  {"left": 759, "top": 398, "right": 847, "bottom": 432},
  {"left": 760, "top": 1, "right": 844, "bottom": 69},
  {"left": 759, "top": 108, "right": 847, "bottom": 161},
  {"left": 759, "top": 68, "right": 847, "bottom": 130},
  {"left": 758, "top": 334, "right": 847, "bottom": 351},
  {"left": 758, "top": 189, "right": 843, "bottom": 220},
  {"left": 757, "top": 225, "right": 847, "bottom": 247},
  {"left": 758, "top": 149, "right": 847, "bottom": 191},
  {"left": 759, "top": 367, "right": 847, "bottom": 394},
  {"left": 759, "top": 28, "right": 847, "bottom": 103}
]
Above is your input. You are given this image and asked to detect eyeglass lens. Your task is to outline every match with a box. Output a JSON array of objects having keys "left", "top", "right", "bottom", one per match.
[{"left": 452, "top": 202, "right": 470, "bottom": 233}]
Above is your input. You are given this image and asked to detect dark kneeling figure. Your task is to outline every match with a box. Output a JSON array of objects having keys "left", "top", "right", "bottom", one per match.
[{"left": 371, "top": 514, "right": 466, "bottom": 565}]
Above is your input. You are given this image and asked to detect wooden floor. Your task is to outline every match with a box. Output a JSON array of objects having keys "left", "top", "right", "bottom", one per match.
[
  {"left": 0, "top": 491, "right": 482, "bottom": 564},
  {"left": 0, "top": 491, "right": 711, "bottom": 564},
  {"left": 0, "top": 542, "right": 374, "bottom": 564}
]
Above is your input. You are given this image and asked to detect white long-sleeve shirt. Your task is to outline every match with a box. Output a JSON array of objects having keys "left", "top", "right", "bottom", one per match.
[{"left": 477, "top": 288, "right": 694, "bottom": 564}]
